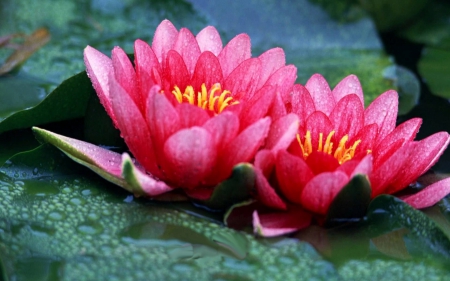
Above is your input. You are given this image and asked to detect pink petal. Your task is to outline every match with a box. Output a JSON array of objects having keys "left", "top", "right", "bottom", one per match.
[
  {"left": 112, "top": 47, "right": 139, "bottom": 109},
  {"left": 264, "top": 113, "right": 299, "bottom": 152},
  {"left": 304, "top": 111, "right": 334, "bottom": 152},
  {"left": 146, "top": 86, "right": 180, "bottom": 168},
  {"left": 134, "top": 39, "right": 160, "bottom": 104},
  {"left": 332, "top": 74, "right": 364, "bottom": 105},
  {"left": 372, "top": 118, "right": 422, "bottom": 167},
  {"left": 176, "top": 103, "right": 210, "bottom": 128},
  {"left": 152, "top": 19, "right": 178, "bottom": 63},
  {"left": 422, "top": 132, "right": 450, "bottom": 172},
  {"left": 239, "top": 85, "right": 276, "bottom": 130},
  {"left": 305, "top": 74, "right": 335, "bottom": 116},
  {"left": 390, "top": 132, "right": 450, "bottom": 192},
  {"left": 300, "top": 171, "right": 349, "bottom": 215},
  {"left": 191, "top": 51, "right": 224, "bottom": 92},
  {"left": 276, "top": 150, "right": 314, "bottom": 204},
  {"left": 163, "top": 127, "right": 216, "bottom": 188},
  {"left": 174, "top": 28, "right": 201, "bottom": 75},
  {"left": 213, "top": 117, "right": 271, "bottom": 182},
  {"left": 364, "top": 90, "right": 398, "bottom": 143},
  {"left": 369, "top": 143, "right": 411, "bottom": 197},
  {"left": 35, "top": 127, "right": 124, "bottom": 177},
  {"left": 351, "top": 154, "right": 373, "bottom": 177},
  {"left": 329, "top": 94, "right": 364, "bottom": 141},
  {"left": 253, "top": 208, "right": 312, "bottom": 237},
  {"left": 268, "top": 92, "right": 287, "bottom": 121},
  {"left": 196, "top": 26, "right": 223, "bottom": 56},
  {"left": 121, "top": 153, "right": 173, "bottom": 196},
  {"left": 374, "top": 118, "right": 422, "bottom": 153},
  {"left": 257, "top": 47, "right": 286, "bottom": 88},
  {"left": 254, "top": 149, "right": 275, "bottom": 176},
  {"left": 162, "top": 50, "right": 190, "bottom": 94},
  {"left": 263, "top": 65, "right": 297, "bottom": 102},
  {"left": 255, "top": 168, "right": 287, "bottom": 210},
  {"left": 109, "top": 75, "right": 160, "bottom": 178},
  {"left": 290, "top": 84, "right": 315, "bottom": 122},
  {"left": 351, "top": 123, "right": 378, "bottom": 157},
  {"left": 223, "top": 58, "right": 261, "bottom": 101},
  {"left": 218, "top": 33, "right": 251, "bottom": 78},
  {"left": 203, "top": 111, "right": 239, "bottom": 151},
  {"left": 402, "top": 177, "right": 450, "bottom": 209},
  {"left": 338, "top": 154, "right": 373, "bottom": 177},
  {"left": 84, "top": 46, "right": 116, "bottom": 127}
]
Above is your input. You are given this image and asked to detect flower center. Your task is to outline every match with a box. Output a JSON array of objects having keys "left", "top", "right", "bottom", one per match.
[
  {"left": 296, "top": 130, "right": 362, "bottom": 164},
  {"left": 171, "top": 83, "right": 239, "bottom": 114}
]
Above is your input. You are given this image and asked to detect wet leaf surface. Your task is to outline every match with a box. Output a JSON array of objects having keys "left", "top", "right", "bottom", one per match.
[{"left": 0, "top": 146, "right": 449, "bottom": 279}]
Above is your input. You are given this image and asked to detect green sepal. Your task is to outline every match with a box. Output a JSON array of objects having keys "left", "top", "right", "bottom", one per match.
[
  {"left": 325, "top": 174, "right": 372, "bottom": 228},
  {"left": 199, "top": 163, "right": 255, "bottom": 210}
]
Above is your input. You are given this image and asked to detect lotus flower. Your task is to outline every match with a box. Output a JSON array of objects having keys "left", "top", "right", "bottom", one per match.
[
  {"left": 35, "top": 19, "right": 299, "bottom": 202},
  {"left": 252, "top": 74, "right": 450, "bottom": 237}
]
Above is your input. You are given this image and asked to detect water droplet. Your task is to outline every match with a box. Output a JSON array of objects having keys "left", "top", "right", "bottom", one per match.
[
  {"left": 61, "top": 187, "right": 72, "bottom": 194},
  {"left": 87, "top": 212, "right": 100, "bottom": 220},
  {"left": 81, "top": 188, "right": 99, "bottom": 196},
  {"left": 32, "top": 168, "right": 39, "bottom": 175},
  {"left": 48, "top": 211, "right": 65, "bottom": 221},
  {"left": 77, "top": 221, "right": 103, "bottom": 235},
  {"left": 69, "top": 197, "right": 86, "bottom": 206}
]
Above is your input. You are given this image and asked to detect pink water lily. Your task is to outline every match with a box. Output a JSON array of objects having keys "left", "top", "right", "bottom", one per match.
[
  {"left": 47, "top": 19, "right": 298, "bottom": 200},
  {"left": 252, "top": 74, "right": 450, "bottom": 237}
]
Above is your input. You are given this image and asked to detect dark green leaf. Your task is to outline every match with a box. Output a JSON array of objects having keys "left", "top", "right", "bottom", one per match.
[
  {"left": 199, "top": 164, "right": 255, "bottom": 210},
  {"left": 367, "top": 195, "right": 450, "bottom": 263},
  {"left": 0, "top": 71, "right": 94, "bottom": 135},
  {"left": 325, "top": 174, "right": 372, "bottom": 227}
]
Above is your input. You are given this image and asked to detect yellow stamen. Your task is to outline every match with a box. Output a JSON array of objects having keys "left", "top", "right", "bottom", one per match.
[
  {"left": 296, "top": 130, "right": 368, "bottom": 164},
  {"left": 170, "top": 83, "right": 239, "bottom": 114}
]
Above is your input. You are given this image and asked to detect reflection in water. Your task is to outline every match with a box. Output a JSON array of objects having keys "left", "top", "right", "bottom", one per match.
[{"left": 120, "top": 221, "right": 248, "bottom": 260}]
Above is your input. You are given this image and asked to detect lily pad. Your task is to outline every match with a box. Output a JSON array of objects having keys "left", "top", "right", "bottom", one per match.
[
  {"left": 0, "top": 71, "right": 93, "bottom": 135},
  {"left": 418, "top": 47, "right": 450, "bottom": 99},
  {"left": 0, "top": 144, "right": 341, "bottom": 280},
  {"left": 367, "top": 195, "right": 450, "bottom": 264}
]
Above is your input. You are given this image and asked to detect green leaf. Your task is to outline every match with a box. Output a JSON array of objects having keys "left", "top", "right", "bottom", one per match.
[
  {"left": 83, "top": 93, "right": 123, "bottom": 147},
  {"left": 325, "top": 174, "right": 372, "bottom": 228},
  {"left": 199, "top": 164, "right": 255, "bottom": 210},
  {"left": 0, "top": 71, "right": 94, "bottom": 135},
  {"left": 371, "top": 228, "right": 412, "bottom": 260},
  {"left": 418, "top": 47, "right": 450, "bottom": 99},
  {"left": 367, "top": 195, "right": 450, "bottom": 263}
]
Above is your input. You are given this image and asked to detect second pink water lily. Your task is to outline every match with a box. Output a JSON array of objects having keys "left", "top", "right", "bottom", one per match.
[{"left": 252, "top": 74, "right": 450, "bottom": 236}]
